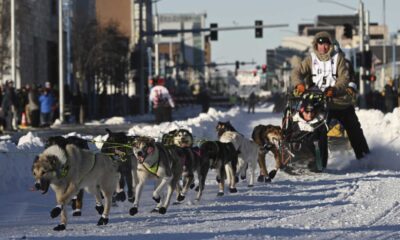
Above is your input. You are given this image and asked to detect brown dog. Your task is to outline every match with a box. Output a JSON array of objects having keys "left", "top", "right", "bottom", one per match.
[{"left": 251, "top": 124, "right": 288, "bottom": 182}]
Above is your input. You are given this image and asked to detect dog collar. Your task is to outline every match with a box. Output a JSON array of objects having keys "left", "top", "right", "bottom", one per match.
[{"left": 56, "top": 164, "right": 69, "bottom": 178}]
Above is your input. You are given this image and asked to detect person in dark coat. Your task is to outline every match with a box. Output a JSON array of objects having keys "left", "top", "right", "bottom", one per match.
[
  {"left": 1, "top": 81, "right": 18, "bottom": 131},
  {"left": 248, "top": 92, "right": 257, "bottom": 114},
  {"left": 383, "top": 79, "right": 397, "bottom": 113},
  {"left": 197, "top": 88, "right": 211, "bottom": 113},
  {"left": 27, "top": 84, "right": 40, "bottom": 127}
]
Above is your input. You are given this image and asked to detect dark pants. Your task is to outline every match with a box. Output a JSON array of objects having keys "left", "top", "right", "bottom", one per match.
[
  {"left": 328, "top": 106, "right": 370, "bottom": 159},
  {"left": 154, "top": 106, "right": 172, "bottom": 124},
  {"left": 301, "top": 126, "right": 328, "bottom": 168},
  {"left": 30, "top": 109, "right": 40, "bottom": 127}
]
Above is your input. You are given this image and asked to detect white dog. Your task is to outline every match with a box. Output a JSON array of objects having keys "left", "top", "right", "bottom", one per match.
[{"left": 219, "top": 131, "right": 259, "bottom": 187}]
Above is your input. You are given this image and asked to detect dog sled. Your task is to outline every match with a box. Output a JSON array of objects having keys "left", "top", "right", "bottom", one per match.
[{"left": 277, "top": 88, "right": 330, "bottom": 175}]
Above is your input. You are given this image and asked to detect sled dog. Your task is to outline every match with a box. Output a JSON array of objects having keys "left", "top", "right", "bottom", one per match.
[
  {"left": 216, "top": 121, "right": 259, "bottom": 187},
  {"left": 162, "top": 129, "right": 210, "bottom": 201},
  {"left": 200, "top": 140, "right": 238, "bottom": 196},
  {"left": 101, "top": 129, "right": 138, "bottom": 203},
  {"left": 252, "top": 124, "right": 286, "bottom": 181},
  {"left": 32, "top": 144, "right": 119, "bottom": 231},
  {"left": 130, "top": 136, "right": 183, "bottom": 215}
]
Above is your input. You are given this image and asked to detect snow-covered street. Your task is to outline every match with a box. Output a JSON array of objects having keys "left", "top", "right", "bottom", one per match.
[{"left": 0, "top": 105, "right": 400, "bottom": 240}]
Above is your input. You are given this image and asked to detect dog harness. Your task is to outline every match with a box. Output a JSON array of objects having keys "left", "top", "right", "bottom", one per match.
[{"left": 311, "top": 52, "right": 338, "bottom": 91}]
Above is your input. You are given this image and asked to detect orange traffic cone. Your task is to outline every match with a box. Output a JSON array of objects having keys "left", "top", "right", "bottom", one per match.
[{"left": 20, "top": 112, "right": 28, "bottom": 129}]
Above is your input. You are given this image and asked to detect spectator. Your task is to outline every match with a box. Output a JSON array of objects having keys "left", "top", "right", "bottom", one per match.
[
  {"left": 27, "top": 84, "right": 40, "bottom": 127},
  {"left": 383, "top": 79, "right": 397, "bottom": 113},
  {"left": 197, "top": 87, "right": 211, "bottom": 113},
  {"left": 149, "top": 77, "right": 175, "bottom": 124},
  {"left": 39, "top": 87, "right": 55, "bottom": 127},
  {"left": 248, "top": 92, "right": 257, "bottom": 114},
  {"left": 1, "top": 81, "right": 18, "bottom": 131}
]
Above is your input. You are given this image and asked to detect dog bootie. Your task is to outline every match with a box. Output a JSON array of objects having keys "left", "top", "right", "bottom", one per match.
[
  {"left": 95, "top": 205, "right": 104, "bottom": 215},
  {"left": 50, "top": 205, "right": 63, "bottom": 218},
  {"left": 72, "top": 209, "right": 81, "bottom": 217},
  {"left": 129, "top": 207, "right": 138, "bottom": 216},
  {"left": 97, "top": 216, "right": 109, "bottom": 225},
  {"left": 268, "top": 169, "right": 277, "bottom": 180},
  {"left": 53, "top": 224, "right": 66, "bottom": 231},
  {"left": 177, "top": 193, "right": 185, "bottom": 202},
  {"left": 158, "top": 207, "right": 167, "bottom": 214}
]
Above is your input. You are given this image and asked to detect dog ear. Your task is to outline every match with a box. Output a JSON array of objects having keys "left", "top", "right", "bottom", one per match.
[{"left": 32, "top": 155, "right": 39, "bottom": 171}]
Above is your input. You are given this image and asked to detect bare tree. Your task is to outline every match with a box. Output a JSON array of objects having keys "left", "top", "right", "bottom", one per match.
[{"left": 72, "top": 19, "right": 130, "bottom": 120}]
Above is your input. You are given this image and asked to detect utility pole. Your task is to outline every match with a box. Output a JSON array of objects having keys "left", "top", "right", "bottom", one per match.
[
  {"left": 138, "top": 0, "right": 145, "bottom": 114},
  {"left": 382, "top": 0, "right": 386, "bottom": 88},
  {"left": 358, "top": 0, "right": 366, "bottom": 108},
  {"left": 58, "top": 0, "right": 64, "bottom": 123},
  {"left": 10, "top": 0, "right": 17, "bottom": 87}
]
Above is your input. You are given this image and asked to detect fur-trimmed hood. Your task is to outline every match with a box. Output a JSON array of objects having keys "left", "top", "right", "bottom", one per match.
[{"left": 312, "top": 31, "right": 336, "bottom": 61}]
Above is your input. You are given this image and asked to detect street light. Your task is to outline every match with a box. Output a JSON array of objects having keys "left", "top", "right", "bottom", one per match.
[{"left": 317, "top": 0, "right": 357, "bottom": 11}]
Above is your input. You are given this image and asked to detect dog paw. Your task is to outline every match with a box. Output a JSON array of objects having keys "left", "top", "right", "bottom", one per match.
[
  {"left": 72, "top": 209, "right": 81, "bottom": 217},
  {"left": 152, "top": 196, "right": 161, "bottom": 203},
  {"left": 229, "top": 188, "right": 238, "bottom": 193},
  {"left": 97, "top": 216, "right": 109, "bottom": 226},
  {"left": 216, "top": 176, "right": 221, "bottom": 183},
  {"left": 177, "top": 193, "right": 185, "bottom": 202},
  {"left": 95, "top": 205, "right": 104, "bottom": 215},
  {"left": 268, "top": 169, "right": 277, "bottom": 180},
  {"left": 190, "top": 183, "right": 196, "bottom": 189},
  {"left": 195, "top": 186, "right": 200, "bottom": 192},
  {"left": 265, "top": 177, "right": 272, "bottom": 183},
  {"left": 53, "top": 224, "right": 66, "bottom": 231},
  {"left": 50, "top": 206, "right": 62, "bottom": 218},
  {"left": 128, "top": 196, "right": 135, "bottom": 203},
  {"left": 234, "top": 176, "right": 239, "bottom": 183},
  {"left": 129, "top": 207, "right": 138, "bottom": 216},
  {"left": 158, "top": 207, "right": 167, "bottom": 214},
  {"left": 257, "top": 175, "right": 266, "bottom": 183},
  {"left": 115, "top": 191, "right": 126, "bottom": 202},
  {"left": 217, "top": 191, "right": 224, "bottom": 197},
  {"left": 240, "top": 175, "right": 247, "bottom": 180}
]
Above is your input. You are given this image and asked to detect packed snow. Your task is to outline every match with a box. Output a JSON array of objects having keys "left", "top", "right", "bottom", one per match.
[{"left": 0, "top": 104, "right": 400, "bottom": 240}]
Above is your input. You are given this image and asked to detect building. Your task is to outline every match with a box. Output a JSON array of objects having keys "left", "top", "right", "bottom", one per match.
[
  {"left": 0, "top": 0, "right": 59, "bottom": 88},
  {"left": 156, "top": 13, "right": 208, "bottom": 92}
]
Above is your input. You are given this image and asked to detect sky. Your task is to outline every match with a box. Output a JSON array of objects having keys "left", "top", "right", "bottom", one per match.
[
  {"left": 0, "top": 104, "right": 400, "bottom": 239},
  {"left": 157, "top": 0, "right": 400, "bottom": 67}
]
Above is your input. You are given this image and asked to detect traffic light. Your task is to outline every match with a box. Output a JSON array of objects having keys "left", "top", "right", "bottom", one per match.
[
  {"left": 210, "top": 23, "right": 218, "bottom": 41},
  {"left": 255, "top": 20, "right": 263, "bottom": 38},
  {"left": 370, "top": 74, "right": 377, "bottom": 82},
  {"left": 343, "top": 23, "right": 353, "bottom": 39},
  {"left": 261, "top": 64, "right": 267, "bottom": 73}
]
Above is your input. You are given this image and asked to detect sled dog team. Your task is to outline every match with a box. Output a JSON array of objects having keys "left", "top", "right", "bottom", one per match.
[{"left": 32, "top": 122, "right": 285, "bottom": 231}]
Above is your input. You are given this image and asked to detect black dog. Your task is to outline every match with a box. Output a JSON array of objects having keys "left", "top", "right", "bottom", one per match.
[
  {"left": 101, "top": 129, "right": 138, "bottom": 204},
  {"left": 200, "top": 140, "right": 238, "bottom": 196},
  {"left": 162, "top": 129, "right": 210, "bottom": 202},
  {"left": 44, "top": 135, "right": 89, "bottom": 216}
]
